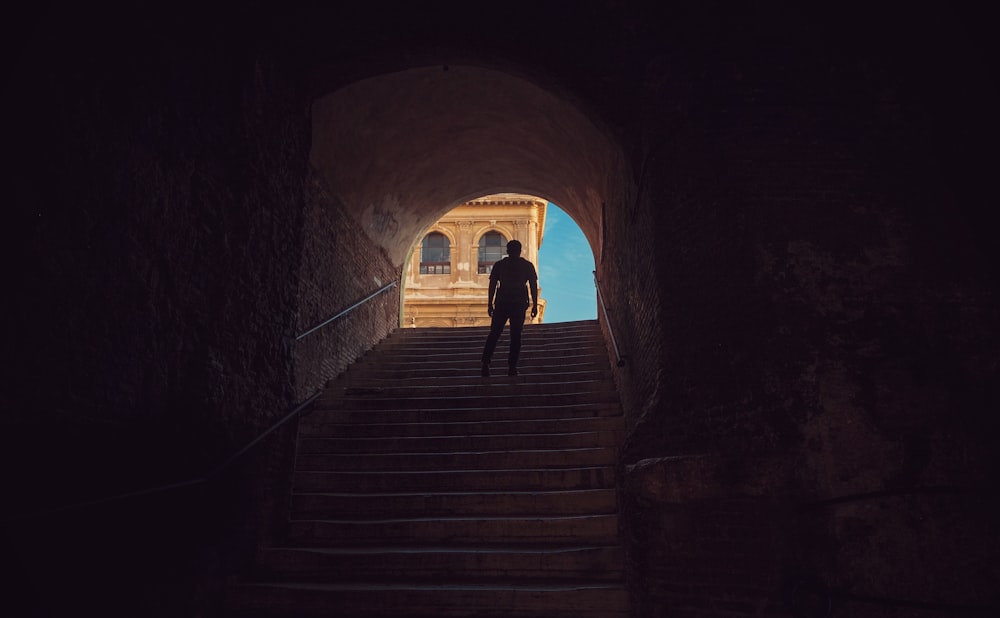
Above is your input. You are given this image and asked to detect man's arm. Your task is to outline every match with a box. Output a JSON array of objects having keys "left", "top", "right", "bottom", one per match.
[
  {"left": 529, "top": 276, "right": 538, "bottom": 318},
  {"left": 487, "top": 277, "right": 498, "bottom": 317}
]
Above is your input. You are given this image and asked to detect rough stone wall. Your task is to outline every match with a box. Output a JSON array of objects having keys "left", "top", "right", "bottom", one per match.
[
  {"left": 293, "top": 170, "right": 401, "bottom": 401},
  {"left": 615, "top": 36, "right": 1000, "bottom": 618},
  {"left": 6, "top": 6, "right": 308, "bottom": 487},
  {"left": 3, "top": 7, "right": 316, "bottom": 616}
]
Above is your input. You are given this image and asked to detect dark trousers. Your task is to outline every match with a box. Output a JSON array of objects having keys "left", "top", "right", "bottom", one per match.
[{"left": 482, "top": 301, "right": 527, "bottom": 368}]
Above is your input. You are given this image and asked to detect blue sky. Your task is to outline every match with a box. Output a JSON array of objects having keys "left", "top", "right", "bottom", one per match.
[{"left": 537, "top": 202, "right": 597, "bottom": 323}]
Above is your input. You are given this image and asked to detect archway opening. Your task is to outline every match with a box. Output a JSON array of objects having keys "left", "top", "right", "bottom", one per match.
[
  {"left": 308, "top": 64, "right": 625, "bottom": 265},
  {"left": 300, "top": 63, "right": 627, "bottom": 374},
  {"left": 400, "top": 197, "right": 597, "bottom": 327},
  {"left": 400, "top": 193, "right": 549, "bottom": 328}
]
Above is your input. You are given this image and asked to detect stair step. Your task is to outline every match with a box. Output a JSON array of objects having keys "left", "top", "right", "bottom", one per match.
[
  {"left": 328, "top": 380, "right": 613, "bottom": 400},
  {"left": 298, "top": 431, "right": 620, "bottom": 454},
  {"left": 347, "top": 356, "right": 609, "bottom": 374},
  {"left": 359, "top": 344, "right": 607, "bottom": 360},
  {"left": 389, "top": 320, "right": 600, "bottom": 338},
  {"left": 370, "top": 344, "right": 607, "bottom": 359},
  {"left": 291, "top": 488, "right": 618, "bottom": 518},
  {"left": 293, "top": 467, "right": 616, "bottom": 492},
  {"left": 341, "top": 361, "right": 607, "bottom": 379},
  {"left": 287, "top": 514, "right": 621, "bottom": 546},
  {"left": 387, "top": 322, "right": 600, "bottom": 335},
  {"left": 334, "top": 368, "right": 612, "bottom": 386},
  {"left": 299, "top": 415, "right": 623, "bottom": 438},
  {"left": 296, "top": 448, "right": 616, "bottom": 472},
  {"left": 376, "top": 333, "right": 605, "bottom": 348},
  {"left": 302, "top": 403, "right": 622, "bottom": 426},
  {"left": 225, "top": 581, "right": 629, "bottom": 617},
  {"left": 253, "top": 545, "right": 625, "bottom": 582},
  {"left": 318, "top": 390, "right": 619, "bottom": 411}
]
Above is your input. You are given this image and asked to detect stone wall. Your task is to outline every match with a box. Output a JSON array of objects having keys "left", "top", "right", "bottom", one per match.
[
  {"left": 3, "top": 8, "right": 320, "bottom": 616},
  {"left": 6, "top": 1, "right": 314, "bottom": 501},
  {"left": 612, "top": 33, "right": 1000, "bottom": 617},
  {"left": 293, "top": 170, "right": 400, "bottom": 401}
]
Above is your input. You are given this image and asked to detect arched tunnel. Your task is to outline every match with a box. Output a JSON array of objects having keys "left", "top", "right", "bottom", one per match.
[
  {"left": 4, "top": 2, "right": 999, "bottom": 616},
  {"left": 310, "top": 65, "right": 619, "bottom": 260},
  {"left": 304, "top": 62, "right": 621, "bottom": 337},
  {"left": 295, "top": 61, "right": 626, "bottom": 405}
]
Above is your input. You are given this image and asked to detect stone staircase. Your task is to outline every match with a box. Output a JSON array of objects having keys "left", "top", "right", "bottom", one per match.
[{"left": 225, "top": 319, "right": 630, "bottom": 617}]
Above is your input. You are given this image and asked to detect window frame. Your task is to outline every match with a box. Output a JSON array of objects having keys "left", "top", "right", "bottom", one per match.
[
  {"left": 477, "top": 231, "right": 507, "bottom": 274},
  {"left": 419, "top": 232, "right": 452, "bottom": 275}
]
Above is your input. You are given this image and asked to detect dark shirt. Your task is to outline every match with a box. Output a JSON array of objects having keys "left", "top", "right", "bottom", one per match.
[{"left": 490, "top": 256, "right": 538, "bottom": 305}]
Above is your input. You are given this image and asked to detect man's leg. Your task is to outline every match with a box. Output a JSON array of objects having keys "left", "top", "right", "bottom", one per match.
[
  {"left": 481, "top": 309, "right": 509, "bottom": 375},
  {"left": 507, "top": 304, "right": 527, "bottom": 374}
]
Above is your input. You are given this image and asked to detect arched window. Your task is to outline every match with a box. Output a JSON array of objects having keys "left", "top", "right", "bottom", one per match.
[
  {"left": 420, "top": 232, "right": 451, "bottom": 274},
  {"left": 478, "top": 231, "right": 506, "bottom": 274}
]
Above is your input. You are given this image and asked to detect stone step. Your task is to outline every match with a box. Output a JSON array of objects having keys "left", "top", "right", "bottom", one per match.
[
  {"left": 297, "top": 447, "right": 616, "bottom": 472},
  {"left": 317, "top": 390, "right": 619, "bottom": 411},
  {"left": 302, "top": 403, "right": 622, "bottom": 426},
  {"left": 346, "top": 361, "right": 608, "bottom": 378},
  {"left": 361, "top": 346, "right": 608, "bottom": 364},
  {"left": 369, "top": 330, "right": 607, "bottom": 346},
  {"left": 225, "top": 581, "right": 629, "bottom": 617},
  {"left": 291, "top": 488, "right": 617, "bottom": 519},
  {"left": 377, "top": 331, "right": 604, "bottom": 347},
  {"left": 293, "top": 467, "right": 616, "bottom": 493},
  {"left": 327, "top": 379, "right": 614, "bottom": 400},
  {"left": 391, "top": 321, "right": 597, "bottom": 331},
  {"left": 298, "top": 430, "right": 621, "bottom": 455},
  {"left": 252, "top": 545, "right": 625, "bottom": 583},
  {"left": 286, "top": 514, "right": 621, "bottom": 546},
  {"left": 333, "top": 367, "right": 612, "bottom": 386},
  {"left": 343, "top": 359, "right": 609, "bottom": 377},
  {"left": 299, "top": 415, "right": 623, "bottom": 438},
  {"left": 372, "top": 342, "right": 606, "bottom": 358},
  {"left": 390, "top": 320, "right": 600, "bottom": 338}
]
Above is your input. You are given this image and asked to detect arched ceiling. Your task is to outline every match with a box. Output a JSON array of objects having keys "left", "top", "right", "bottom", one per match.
[{"left": 310, "top": 65, "right": 626, "bottom": 264}]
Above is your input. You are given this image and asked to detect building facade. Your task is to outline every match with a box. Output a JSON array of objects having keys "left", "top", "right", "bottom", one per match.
[{"left": 402, "top": 194, "right": 547, "bottom": 327}]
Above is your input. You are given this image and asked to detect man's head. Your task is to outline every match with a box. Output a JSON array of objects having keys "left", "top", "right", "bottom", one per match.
[{"left": 506, "top": 239, "right": 522, "bottom": 257}]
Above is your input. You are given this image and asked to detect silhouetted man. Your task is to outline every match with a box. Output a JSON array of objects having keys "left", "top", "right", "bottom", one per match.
[{"left": 481, "top": 239, "right": 538, "bottom": 377}]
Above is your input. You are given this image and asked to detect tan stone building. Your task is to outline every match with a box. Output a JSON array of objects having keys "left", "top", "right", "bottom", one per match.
[{"left": 402, "top": 194, "right": 547, "bottom": 327}]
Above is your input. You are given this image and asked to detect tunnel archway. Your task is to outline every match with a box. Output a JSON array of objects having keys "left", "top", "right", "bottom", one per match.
[
  {"left": 293, "top": 62, "right": 638, "bottom": 408},
  {"left": 308, "top": 65, "right": 628, "bottom": 265}
]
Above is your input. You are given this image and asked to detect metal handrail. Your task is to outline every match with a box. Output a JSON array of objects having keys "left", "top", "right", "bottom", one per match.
[
  {"left": 295, "top": 280, "right": 398, "bottom": 341},
  {"left": 7, "top": 390, "right": 323, "bottom": 520},
  {"left": 205, "top": 390, "right": 322, "bottom": 480},
  {"left": 593, "top": 271, "right": 626, "bottom": 367}
]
